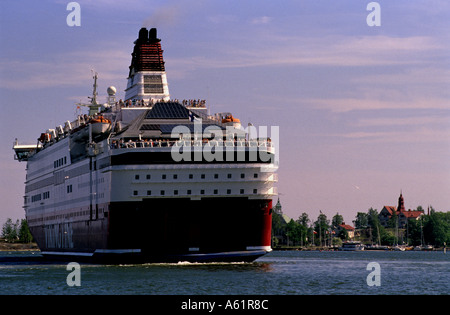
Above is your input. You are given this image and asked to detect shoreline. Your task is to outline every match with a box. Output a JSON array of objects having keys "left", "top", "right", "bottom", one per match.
[
  {"left": 272, "top": 246, "right": 446, "bottom": 252},
  {"left": 0, "top": 241, "right": 39, "bottom": 251},
  {"left": 0, "top": 243, "right": 445, "bottom": 252}
]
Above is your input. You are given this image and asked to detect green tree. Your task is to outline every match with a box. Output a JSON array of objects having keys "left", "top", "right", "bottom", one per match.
[
  {"left": 367, "top": 208, "right": 382, "bottom": 244},
  {"left": 18, "top": 219, "right": 33, "bottom": 243},
  {"left": 314, "top": 212, "right": 329, "bottom": 246},
  {"left": 272, "top": 212, "right": 284, "bottom": 236},
  {"left": 355, "top": 212, "right": 368, "bottom": 229},
  {"left": 331, "top": 212, "right": 343, "bottom": 228},
  {"left": 407, "top": 217, "right": 423, "bottom": 246},
  {"left": 367, "top": 208, "right": 379, "bottom": 227},
  {"left": 296, "top": 213, "right": 310, "bottom": 246},
  {"left": 387, "top": 210, "right": 398, "bottom": 229},
  {"left": 337, "top": 228, "right": 349, "bottom": 241},
  {"left": 332, "top": 237, "right": 343, "bottom": 247},
  {"left": 423, "top": 208, "right": 450, "bottom": 247},
  {"left": 297, "top": 213, "right": 310, "bottom": 227},
  {"left": 286, "top": 219, "right": 300, "bottom": 246},
  {"left": 416, "top": 205, "right": 424, "bottom": 212},
  {"left": 2, "top": 218, "right": 19, "bottom": 242},
  {"left": 380, "top": 228, "right": 395, "bottom": 245},
  {"left": 271, "top": 211, "right": 286, "bottom": 246}
]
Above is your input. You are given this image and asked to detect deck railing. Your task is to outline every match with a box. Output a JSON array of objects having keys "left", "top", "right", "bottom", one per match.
[{"left": 109, "top": 138, "right": 274, "bottom": 150}]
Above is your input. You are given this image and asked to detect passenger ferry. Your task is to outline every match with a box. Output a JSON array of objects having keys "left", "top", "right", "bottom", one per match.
[{"left": 13, "top": 28, "right": 278, "bottom": 263}]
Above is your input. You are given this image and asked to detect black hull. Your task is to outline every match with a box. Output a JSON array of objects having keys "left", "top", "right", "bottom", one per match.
[{"left": 30, "top": 197, "right": 272, "bottom": 263}]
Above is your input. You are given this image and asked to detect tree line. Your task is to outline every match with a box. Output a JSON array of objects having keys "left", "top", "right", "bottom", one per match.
[
  {"left": 272, "top": 207, "right": 450, "bottom": 248},
  {"left": 1, "top": 218, "right": 33, "bottom": 243},
  {"left": 354, "top": 206, "right": 449, "bottom": 247},
  {"left": 2, "top": 207, "right": 449, "bottom": 247}
]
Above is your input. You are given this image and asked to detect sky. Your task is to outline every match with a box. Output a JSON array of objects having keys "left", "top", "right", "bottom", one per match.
[{"left": 1, "top": 0, "right": 449, "bottom": 226}]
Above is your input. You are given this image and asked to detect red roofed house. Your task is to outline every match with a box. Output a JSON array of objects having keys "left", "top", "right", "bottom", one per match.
[
  {"left": 336, "top": 222, "right": 355, "bottom": 239},
  {"left": 379, "top": 193, "right": 424, "bottom": 228}
]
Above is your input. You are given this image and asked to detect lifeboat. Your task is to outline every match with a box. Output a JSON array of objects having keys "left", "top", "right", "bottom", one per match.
[
  {"left": 222, "top": 115, "right": 240, "bottom": 124},
  {"left": 90, "top": 114, "right": 111, "bottom": 124},
  {"left": 39, "top": 133, "right": 51, "bottom": 143},
  {"left": 221, "top": 114, "right": 241, "bottom": 129},
  {"left": 70, "top": 114, "right": 112, "bottom": 142}
]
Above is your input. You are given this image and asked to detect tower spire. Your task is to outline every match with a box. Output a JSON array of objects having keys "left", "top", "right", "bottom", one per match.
[{"left": 397, "top": 191, "right": 405, "bottom": 213}]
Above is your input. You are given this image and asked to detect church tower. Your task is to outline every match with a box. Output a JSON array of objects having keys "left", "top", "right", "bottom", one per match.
[
  {"left": 397, "top": 192, "right": 406, "bottom": 213},
  {"left": 124, "top": 28, "right": 170, "bottom": 102},
  {"left": 273, "top": 198, "right": 282, "bottom": 214}
]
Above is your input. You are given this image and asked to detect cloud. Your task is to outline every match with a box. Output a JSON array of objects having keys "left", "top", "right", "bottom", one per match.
[
  {"left": 250, "top": 16, "right": 273, "bottom": 25},
  {"left": 306, "top": 97, "right": 450, "bottom": 113},
  {"left": 167, "top": 34, "right": 443, "bottom": 73},
  {"left": 354, "top": 116, "right": 450, "bottom": 128},
  {"left": 0, "top": 44, "right": 129, "bottom": 90},
  {"left": 336, "top": 128, "right": 450, "bottom": 144}
]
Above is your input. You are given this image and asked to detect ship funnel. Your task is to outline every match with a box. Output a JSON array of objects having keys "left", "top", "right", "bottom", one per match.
[{"left": 125, "top": 27, "right": 169, "bottom": 102}]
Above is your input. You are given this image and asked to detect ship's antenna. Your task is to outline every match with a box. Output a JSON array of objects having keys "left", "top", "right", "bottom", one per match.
[
  {"left": 76, "top": 71, "right": 101, "bottom": 116},
  {"left": 88, "top": 70, "right": 99, "bottom": 106}
]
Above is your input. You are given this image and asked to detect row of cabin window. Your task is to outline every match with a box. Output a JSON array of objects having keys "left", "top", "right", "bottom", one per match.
[
  {"left": 54, "top": 156, "right": 67, "bottom": 168},
  {"left": 33, "top": 185, "right": 104, "bottom": 199},
  {"left": 133, "top": 188, "right": 258, "bottom": 196},
  {"left": 134, "top": 173, "right": 259, "bottom": 180},
  {"left": 31, "top": 191, "right": 50, "bottom": 203}
]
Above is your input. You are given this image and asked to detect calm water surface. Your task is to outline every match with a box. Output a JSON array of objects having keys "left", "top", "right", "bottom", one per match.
[{"left": 0, "top": 250, "right": 448, "bottom": 295}]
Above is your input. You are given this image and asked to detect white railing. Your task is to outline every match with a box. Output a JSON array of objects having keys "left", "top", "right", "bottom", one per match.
[{"left": 110, "top": 138, "right": 274, "bottom": 150}]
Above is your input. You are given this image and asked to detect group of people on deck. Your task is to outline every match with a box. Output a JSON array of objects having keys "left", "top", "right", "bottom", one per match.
[
  {"left": 113, "top": 98, "right": 206, "bottom": 108},
  {"left": 109, "top": 137, "right": 272, "bottom": 149}
]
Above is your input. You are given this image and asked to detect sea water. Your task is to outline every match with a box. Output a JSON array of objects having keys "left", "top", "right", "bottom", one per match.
[{"left": 0, "top": 250, "right": 448, "bottom": 295}]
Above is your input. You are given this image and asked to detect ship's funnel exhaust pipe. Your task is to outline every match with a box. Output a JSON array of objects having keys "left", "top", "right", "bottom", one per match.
[
  {"left": 138, "top": 27, "right": 148, "bottom": 42},
  {"left": 149, "top": 28, "right": 157, "bottom": 41},
  {"left": 137, "top": 27, "right": 159, "bottom": 43}
]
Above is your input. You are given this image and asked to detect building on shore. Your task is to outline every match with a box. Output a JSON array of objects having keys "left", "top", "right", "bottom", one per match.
[
  {"left": 335, "top": 222, "right": 355, "bottom": 239},
  {"left": 379, "top": 192, "right": 424, "bottom": 228}
]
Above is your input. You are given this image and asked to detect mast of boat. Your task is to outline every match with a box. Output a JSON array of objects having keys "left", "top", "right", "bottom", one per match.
[
  {"left": 376, "top": 223, "right": 381, "bottom": 246},
  {"left": 394, "top": 214, "right": 398, "bottom": 246},
  {"left": 89, "top": 70, "right": 98, "bottom": 106},
  {"left": 76, "top": 71, "right": 101, "bottom": 116},
  {"left": 420, "top": 213, "right": 424, "bottom": 247}
]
